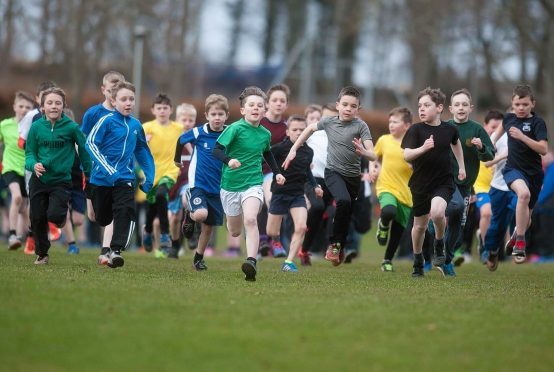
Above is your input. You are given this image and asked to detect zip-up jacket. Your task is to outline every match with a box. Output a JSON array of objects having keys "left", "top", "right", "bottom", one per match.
[
  {"left": 25, "top": 114, "right": 91, "bottom": 185},
  {"left": 86, "top": 111, "right": 154, "bottom": 192}
]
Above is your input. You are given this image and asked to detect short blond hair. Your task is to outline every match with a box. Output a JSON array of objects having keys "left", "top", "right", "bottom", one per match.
[
  {"left": 102, "top": 71, "right": 125, "bottom": 85},
  {"left": 176, "top": 103, "right": 197, "bottom": 118},
  {"left": 205, "top": 94, "right": 229, "bottom": 113}
]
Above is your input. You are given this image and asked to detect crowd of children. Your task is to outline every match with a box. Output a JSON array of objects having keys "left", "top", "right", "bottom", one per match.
[{"left": 1, "top": 73, "right": 550, "bottom": 280}]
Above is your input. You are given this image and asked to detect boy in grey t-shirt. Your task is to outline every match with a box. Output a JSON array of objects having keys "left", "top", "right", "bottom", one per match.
[{"left": 283, "top": 86, "right": 376, "bottom": 266}]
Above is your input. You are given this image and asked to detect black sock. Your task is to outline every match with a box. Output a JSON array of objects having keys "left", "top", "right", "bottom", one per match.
[
  {"left": 68, "top": 241, "right": 75, "bottom": 246},
  {"left": 9, "top": 229, "right": 16, "bottom": 236},
  {"left": 194, "top": 252, "right": 203, "bottom": 263},
  {"left": 247, "top": 257, "right": 257, "bottom": 265},
  {"left": 172, "top": 239, "right": 180, "bottom": 249},
  {"left": 414, "top": 253, "right": 424, "bottom": 267},
  {"left": 27, "top": 230, "right": 33, "bottom": 237}
]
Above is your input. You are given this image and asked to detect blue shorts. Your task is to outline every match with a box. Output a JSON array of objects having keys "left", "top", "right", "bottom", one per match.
[
  {"left": 168, "top": 184, "right": 188, "bottom": 214},
  {"left": 503, "top": 167, "right": 543, "bottom": 209},
  {"left": 189, "top": 187, "right": 223, "bottom": 226},
  {"left": 475, "top": 192, "right": 491, "bottom": 209},
  {"left": 269, "top": 193, "right": 307, "bottom": 215},
  {"left": 70, "top": 186, "right": 86, "bottom": 214}
]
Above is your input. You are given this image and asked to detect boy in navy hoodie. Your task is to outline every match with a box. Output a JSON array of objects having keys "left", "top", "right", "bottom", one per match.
[{"left": 86, "top": 81, "right": 155, "bottom": 268}]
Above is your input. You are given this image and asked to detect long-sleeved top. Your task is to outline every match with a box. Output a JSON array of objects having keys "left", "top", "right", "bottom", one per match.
[
  {"left": 25, "top": 114, "right": 91, "bottom": 185},
  {"left": 85, "top": 111, "right": 154, "bottom": 192},
  {"left": 447, "top": 119, "right": 495, "bottom": 190},
  {"left": 270, "top": 137, "right": 316, "bottom": 195}
]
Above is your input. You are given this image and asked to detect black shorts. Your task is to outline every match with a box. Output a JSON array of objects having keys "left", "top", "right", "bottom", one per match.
[
  {"left": 189, "top": 187, "right": 223, "bottom": 226},
  {"left": 2, "top": 171, "right": 28, "bottom": 197},
  {"left": 269, "top": 193, "right": 307, "bottom": 215},
  {"left": 411, "top": 185, "right": 455, "bottom": 217}
]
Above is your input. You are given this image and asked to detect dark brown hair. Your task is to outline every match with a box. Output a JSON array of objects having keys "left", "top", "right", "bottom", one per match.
[
  {"left": 484, "top": 110, "right": 504, "bottom": 124},
  {"left": 450, "top": 88, "right": 472, "bottom": 103},
  {"left": 267, "top": 84, "right": 291, "bottom": 102},
  {"left": 152, "top": 93, "right": 172, "bottom": 107},
  {"left": 417, "top": 87, "right": 446, "bottom": 106},
  {"left": 40, "top": 87, "right": 66, "bottom": 107},
  {"left": 337, "top": 86, "right": 361, "bottom": 103},
  {"left": 239, "top": 86, "right": 267, "bottom": 107},
  {"left": 512, "top": 84, "right": 535, "bottom": 101}
]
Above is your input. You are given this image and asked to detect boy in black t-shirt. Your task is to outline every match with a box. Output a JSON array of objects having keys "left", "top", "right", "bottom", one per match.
[
  {"left": 401, "top": 87, "right": 466, "bottom": 277},
  {"left": 267, "top": 115, "right": 322, "bottom": 272},
  {"left": 490, "top": 85, "right": 548, "bottom": 264}
]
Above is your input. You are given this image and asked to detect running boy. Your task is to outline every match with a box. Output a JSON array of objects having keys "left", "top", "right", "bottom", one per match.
[
  {"left": 81, "top": 71, "right": 125, "bottom": 257},
  {"left": 401, "top": 87, "right": 466, "bottom": 277},
  {"left": 0, "top": 91, "right": 34, "bottom": 251},
  {"left": 168, "top": 103, "right": 197, "bottom": 258},
  {"left": 490, "top": 84, "right": 548, "bottom": 263},
  {"left": 267, "top": 115, "right": 322, "bottom": 272},
  {"left": 258, "top": 84, "right": 290, "bottom": 257},
  {"left": 175, "top": 94, "right": 228, "bottom": 270},
  {"left": 444, "top": 88, "right": 495, "bottom": 274},
  {"left": 142, "top": 93, "right": 182, "bottom": 257},
  {"left": 213, "top": 86, "right": 285, "bottom": 281},
  {"left": 25, "top": 87, "right": 91, "bottom": 264},
  {"left": 283, "top": 86, "right": 376, "bottom": 266},
  {"left": 370, "top": 107, "right": 413, "bottom": 272},
  {"left": 86, "top": 81, "right": 155, "bottom": 268}
]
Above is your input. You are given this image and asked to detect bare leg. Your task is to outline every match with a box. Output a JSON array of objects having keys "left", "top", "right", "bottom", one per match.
[
  {"left": 242, "top": 197, "right": 262, "bottom": 258},
  {"left": 287, "top": 207, "right": 307, "bottom": 262}
]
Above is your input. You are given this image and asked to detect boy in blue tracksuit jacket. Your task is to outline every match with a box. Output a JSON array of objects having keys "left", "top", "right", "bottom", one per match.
[{"left": 86, "top": 81, "right": 155, "bottom": 268}]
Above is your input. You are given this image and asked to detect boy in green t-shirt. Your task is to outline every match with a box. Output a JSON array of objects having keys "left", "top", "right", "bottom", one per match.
[
  {"left": 213, "top": 86, "right": 285, "bottom": 282},
  {"left": 0, "top": 91, "right": 35, "bottom": 251}
]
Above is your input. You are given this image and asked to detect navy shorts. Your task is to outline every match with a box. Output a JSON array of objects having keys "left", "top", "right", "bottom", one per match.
[
  {"left": 503, "top": 167, "right": 543, "bottom": 209},
  {"left": 70, "top": 186, "right": 86, "bottom": 214},
  {"left": 189, "top": 187, "right": 223, "bottom": 226},
  {"left": 411, "top": 185, "right": 455, "bottom": 217},
  {"left": 269, "top": 193, "right": 307, "bottom": 215}
]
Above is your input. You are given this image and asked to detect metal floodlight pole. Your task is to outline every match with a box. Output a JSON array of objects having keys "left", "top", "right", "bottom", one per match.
[{"left": 132, "top": 25, "right": 147, "bottom": 119}]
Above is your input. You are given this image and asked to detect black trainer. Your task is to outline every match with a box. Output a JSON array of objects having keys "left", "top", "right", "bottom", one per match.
[
  {"left": 108, "top": 250, "right": 124, "bottom": 268},
  {"left": 168, "top": 247, "right": 179, "bottom": 259},
  {"left": 412, "top": 265, "right": 424, "bottom": 278},
  {"left": 432, "top": 239, "right": 446, "bottom": 267},
  {"left": 241, "top": 260, "right": 257, "bottom": 281},
  {"left": 181, "top": 211, "right": 195, "bottom": 240},
  {"left": 193, "top": 259, "right": 208, "bottom": 271}
]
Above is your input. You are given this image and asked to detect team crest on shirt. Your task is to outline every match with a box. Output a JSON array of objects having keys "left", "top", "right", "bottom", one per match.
[
  {"left": 522, "top": 122, "right": 531, "bottom": 132},
  {"left": 193, "top": 197, "right": 202, "bottom": 205}
]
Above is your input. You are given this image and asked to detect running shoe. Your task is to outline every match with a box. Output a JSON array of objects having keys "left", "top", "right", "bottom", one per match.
[
  {"left": 512, "top": 240, "right": 526, "bottom": 264},
  {"left": 8, "top": 234, "right": 22, "bottom": 250},
  {"left": 34, "top": 255, "right": 49, "bottom": 265},
  {"left": 24, "top": 236, "right": 35, "bottom": 255},
  {"left": 272, "top": 241, "right": 287, "bottom": 258},
  {"left": 375, "top": 218, "right": 391, "bottom": 246},
  {"left": 325, "top": 242, "right": 341, "bottom": 264},
  {"left": 381, "top": 260, "right": 394, "bottom": 272},
  {"left": 281, "top": 261, "right": 298, "bottom": 272},
  {"left": 193, "top": 259, "right": 208, "bottom": 271},
  {"left": 108, "top": 250, "right": 124, "bottom": 268},
  {"left": 67, "top": 243, "right": 80, "bottom": 255},
  {"left": 181, "top": 211, "right": 195, "bottom": 240},
  {"left": 298, "top": 250, "right": 312, "bottom": 266},
  {"left": 142, "top": 225, "right": 153, "bottom": 252},
  {"left": 241, "top": 260, "right": 257, "bottom": 281},
  {"left": 432, "top": 239, "right": 446, "bottom": 267}
]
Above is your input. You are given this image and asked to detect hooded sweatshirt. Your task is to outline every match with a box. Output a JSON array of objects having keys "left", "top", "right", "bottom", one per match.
[{"left": 25, "top": 114, "right": 91, "bottom": 185}]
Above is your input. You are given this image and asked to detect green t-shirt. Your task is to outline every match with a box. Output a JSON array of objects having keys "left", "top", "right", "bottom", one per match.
[
  {"left": 217, "top": 118, "right": 271, "bottom": 192},
  {"left": 0, "top": 117, "right": 25, "bottom": 176}
]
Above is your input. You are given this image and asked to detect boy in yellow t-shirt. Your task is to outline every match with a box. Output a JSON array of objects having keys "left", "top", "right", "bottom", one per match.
[
  {"left": 369, "top": 107, "right": 413, "bottom": 272},
  {"left": 141, "top": 93, "right": 183, "bottom": 256},
  {"left": 474, "top": 110, "right": 502, "bottom": 261}
]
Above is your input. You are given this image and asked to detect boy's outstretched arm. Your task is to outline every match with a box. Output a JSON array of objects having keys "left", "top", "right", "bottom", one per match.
[
  {"left": 490, "top": 124, "right": 505, "bottom": 145},
  {"left": 134, "top": 126, "right": 155, "bottom": 193},
  {"left": 403, "top": 135, "right": 434, "bottom": 162},
  {"left": 451, "top": 139, "right": 466, "bottom": 180},
  {"left": 353, "top": 138, "right": 377, "bottom": 161},
  {"left": 282, "top": 123, "right": 318, "bottom": 169}
]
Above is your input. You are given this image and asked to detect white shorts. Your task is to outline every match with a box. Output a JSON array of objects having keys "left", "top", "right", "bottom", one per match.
[{"left": 220, "top": 185, "right": 264, "bottom": 217}]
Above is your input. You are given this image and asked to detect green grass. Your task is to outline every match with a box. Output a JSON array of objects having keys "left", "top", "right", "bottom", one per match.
[{"left": 1, "top": 242, "right": 553, "bottom": 372}]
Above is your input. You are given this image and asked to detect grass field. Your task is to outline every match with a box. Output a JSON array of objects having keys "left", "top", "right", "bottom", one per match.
[{"left": 1, "top": 241, "right": 553, "bottom": 372}]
